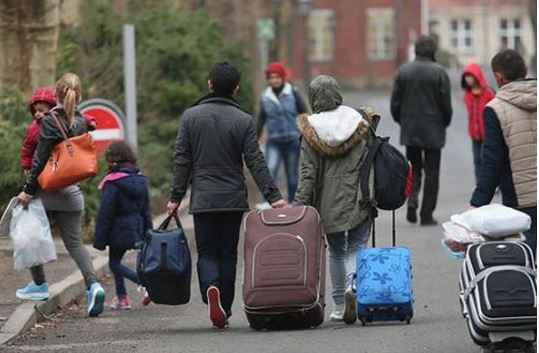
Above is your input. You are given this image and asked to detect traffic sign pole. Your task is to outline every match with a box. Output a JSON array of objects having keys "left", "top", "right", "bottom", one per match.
[{"left": 123, "top": 24, "right": 138, "bottom": 153}]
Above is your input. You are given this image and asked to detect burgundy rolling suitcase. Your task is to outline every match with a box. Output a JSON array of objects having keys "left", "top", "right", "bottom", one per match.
[{"left": 243, "top": 206, "right": 326, "bottom": 330}]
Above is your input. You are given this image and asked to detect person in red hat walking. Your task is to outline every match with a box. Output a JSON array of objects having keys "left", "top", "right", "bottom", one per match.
[{"left": 256, "top": 62, "right": 308, "bottom": 208}]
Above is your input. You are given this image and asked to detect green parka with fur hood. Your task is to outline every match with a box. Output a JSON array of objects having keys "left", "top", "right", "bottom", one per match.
[{"left": 293, "top": 75, "right": 379, "bottom": 234}]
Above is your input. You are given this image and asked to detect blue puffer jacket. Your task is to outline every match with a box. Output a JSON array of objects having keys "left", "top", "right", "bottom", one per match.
[{"left": 93, "top": 166, "right": 153, "bottom": 250}]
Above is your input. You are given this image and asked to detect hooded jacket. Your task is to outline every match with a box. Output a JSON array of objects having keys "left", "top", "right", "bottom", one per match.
[
  {"left": 93, "top": 165, "right": 153, "bottom": 250},
  {"left": 471, "top": 79, "right": 537, "bottom": 209},
  {"left": 461, "top": 63, "right": 495, "bottom": 141},
  {"left": 294, "top": 105, "right": 379, "bottom": 234}
]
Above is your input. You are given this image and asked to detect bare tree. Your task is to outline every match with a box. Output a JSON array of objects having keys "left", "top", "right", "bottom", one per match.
[{"left": 0, "top": 0, "right": 60, "bottom": 94}]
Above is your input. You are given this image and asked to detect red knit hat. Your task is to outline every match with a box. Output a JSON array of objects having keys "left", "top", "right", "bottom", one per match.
[
  {"left": 29, "top": 87, "right": 56, "bottom": 114},
  {"left": 265, "top": 62, "right": 286, "bottom": 79}
]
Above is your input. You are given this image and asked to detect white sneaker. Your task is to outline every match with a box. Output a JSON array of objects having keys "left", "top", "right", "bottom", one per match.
[
  {"left": 255, "top": 202, "right": 271, "bottom": 210},
  {"left": 329, "top": 305, "right": 344, "bottom": 321}
]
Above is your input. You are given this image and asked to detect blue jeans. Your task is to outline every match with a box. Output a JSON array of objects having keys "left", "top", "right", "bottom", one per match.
[
  {"left": 326, "top": 219, "right": 372, "bottom": 306},
  {"left": 193, "top": 212, "right": 244, "bottom": 316},
  {"left": 472, "top": 140, "right": 483, "bottom": 185},
  {"left": 520, "top": 207, "right": 537, "bottom": 259},
  {"left": 265, "top": 139, "right": 301, "bottom": 203},
  {"left": 109, "top": 248, "right": 140, "bottom": 297}
]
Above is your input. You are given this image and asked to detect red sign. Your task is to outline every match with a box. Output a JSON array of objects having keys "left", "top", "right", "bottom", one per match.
[{"left": 79, "top": 99, "right": 125, "bottom": 154}]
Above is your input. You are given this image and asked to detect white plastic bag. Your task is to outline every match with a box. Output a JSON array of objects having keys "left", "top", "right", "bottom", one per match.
[
  {"left": 9, "top": 199, "right": 57, "bottom": 270},
  {"left": 450, "top": 204, "right": 531, "bottom": 238}
]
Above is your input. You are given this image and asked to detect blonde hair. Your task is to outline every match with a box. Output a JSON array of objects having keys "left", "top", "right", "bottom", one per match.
[{"left": 55, "top": 73, "right": 82, "bottom": 126}]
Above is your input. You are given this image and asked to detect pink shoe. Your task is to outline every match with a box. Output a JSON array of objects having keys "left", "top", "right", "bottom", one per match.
[{"left": 110, "top": 295, "right": 132, "bottom": 310}]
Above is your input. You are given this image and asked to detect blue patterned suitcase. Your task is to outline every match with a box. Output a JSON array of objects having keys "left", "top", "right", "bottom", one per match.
[{"left": 355, "top": 211, "right": 414, "bottom": 325}]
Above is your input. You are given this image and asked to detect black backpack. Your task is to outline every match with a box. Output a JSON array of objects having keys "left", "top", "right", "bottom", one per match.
[{"left": 358, "top": 127, "right": 412, "bottom": 211}]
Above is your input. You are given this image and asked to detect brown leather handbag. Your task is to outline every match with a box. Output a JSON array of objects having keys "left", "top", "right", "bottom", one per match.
[{"left": 38, "top": 114, "right": 98, "bottom": 191}]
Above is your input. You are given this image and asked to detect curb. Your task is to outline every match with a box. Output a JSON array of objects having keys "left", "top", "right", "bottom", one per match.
[
  {"left": 0, "top": 255, "right": 109, "bottom": 346},
  {"left": 0, "top": 193, "right": 191, "bottom": 346}
]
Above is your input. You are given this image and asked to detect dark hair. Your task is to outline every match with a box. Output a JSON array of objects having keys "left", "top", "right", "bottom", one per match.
[
  {"left": 208, "top": 62, "right": 241, "bottom": 95},
  {"left": 491, "top": 49, "right": 527, "bottom": 81},
  {"left": 415, "top": 35, "right": 438, "bottom": 59},
  {"left": 105, "top": 140, "right": 137, "bottom": 171}
]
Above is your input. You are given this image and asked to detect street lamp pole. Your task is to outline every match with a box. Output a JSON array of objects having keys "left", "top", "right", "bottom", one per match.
[{"left": 298, "top": 0, "right": 313, "bottom": 90}]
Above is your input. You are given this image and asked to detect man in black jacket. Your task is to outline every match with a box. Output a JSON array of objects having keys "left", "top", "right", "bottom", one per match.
[
  {"left": 167, "top": 62, "right": 285, "bottom": 329},
  {"left": 390, "top": 35, "right": 452, "bottom": 226}
]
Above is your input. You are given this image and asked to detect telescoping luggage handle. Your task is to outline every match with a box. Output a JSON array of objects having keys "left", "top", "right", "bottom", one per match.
[
  {"left": 158, "top": 213, "right": 183, "bottom": 231},
  {"left": 371, "top": 210, "right": 396, "bottom": 247}
]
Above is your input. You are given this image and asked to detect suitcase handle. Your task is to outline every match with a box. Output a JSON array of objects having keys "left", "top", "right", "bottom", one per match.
[
  {"left": 371, "top": 209, "right": 396, "bottom": 248},
  {"left": 158, "top": 214, "right": 183, "bottom": 231}
]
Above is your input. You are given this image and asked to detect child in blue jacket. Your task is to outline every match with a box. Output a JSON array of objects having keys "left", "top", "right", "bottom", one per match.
[{"left": 93, "top": 141, "right": 153, "bottom": 310}]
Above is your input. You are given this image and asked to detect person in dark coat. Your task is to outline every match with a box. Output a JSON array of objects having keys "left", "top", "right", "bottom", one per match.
[
  {"left": 390, "top": 35, "right": 452, "bottom": 226},
  {"left": 93, "top": 141, "right": 153, "bottom": 310},
  {"left": 167, "top": 62, "right": 285, "bottom": 329}
]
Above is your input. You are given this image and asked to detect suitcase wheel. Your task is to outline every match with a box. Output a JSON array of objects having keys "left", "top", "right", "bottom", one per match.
[{"left": 400, "top": 314, "right": 412, "bottom": 324}]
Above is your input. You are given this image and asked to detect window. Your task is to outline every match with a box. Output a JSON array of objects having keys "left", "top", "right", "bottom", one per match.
[
  {"left": 500, "top": 18, "right": 523, "bottom": 53},
  {"left": 450, "top": 19, "right": 473, "bottom": 52},
  {"left": 309, "top": 9, "right": 335, "bottom": 62},
  {"left": 367, "top": 8, "right": 395, "bottom": 60}
]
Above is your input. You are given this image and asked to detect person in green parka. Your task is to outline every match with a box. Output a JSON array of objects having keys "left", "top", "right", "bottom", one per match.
[{"left": 293, "top": 75, "right": 379, "bottom": 324}]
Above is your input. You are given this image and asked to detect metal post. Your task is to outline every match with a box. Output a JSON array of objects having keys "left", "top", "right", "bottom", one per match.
[{"left": 123, "top": 24, "right": 138, "bottom": 152}]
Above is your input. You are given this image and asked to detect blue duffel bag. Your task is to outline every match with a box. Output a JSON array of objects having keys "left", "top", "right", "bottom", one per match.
[
  {"left": 137, "top": 214, "right": 191, "bottom": 305},
  {"left": 354, "top": 210, "right": 414, "bottom": 325}
]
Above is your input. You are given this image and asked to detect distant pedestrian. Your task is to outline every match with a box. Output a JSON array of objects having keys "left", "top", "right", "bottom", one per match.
[
  {"left": 16, "top": 73, "right": 106, "bottom": 317},
  {"left": 294, "top": 75, "right": 379, "bottom": 324},
  {"left": 390, "top": 35, "right": 452, "bottom": 226},
  {"left": 256, "top": 62, "right": 308, "bottom": 207},
  {"left": 470, "top": 49, "right": 536, "bottom": 256},
  {"left": 167, "top": 62, "right": 285, "bottom": 329},
  {"left": 461, "top": 63, "right": 495, "bottom": 184},
  {"left": 93, "top": 141, "right": 153, "bottom": 310}
]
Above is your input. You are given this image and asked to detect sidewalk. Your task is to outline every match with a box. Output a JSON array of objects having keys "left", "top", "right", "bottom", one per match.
[
  {"left": 0, "top": 191, "right": 191, "bottom": 346},
  {"left": 0, "top": 237, "right": 103, "bottom": 332}
]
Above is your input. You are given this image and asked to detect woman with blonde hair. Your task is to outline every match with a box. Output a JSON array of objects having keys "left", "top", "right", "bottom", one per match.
[{"left": 17, "top": 73, "right": 106, "bottom": 317}]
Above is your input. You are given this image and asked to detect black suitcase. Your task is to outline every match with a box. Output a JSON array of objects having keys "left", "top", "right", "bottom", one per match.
[{"left": 459, "top": 242, "right": 537, "bottom": 349}]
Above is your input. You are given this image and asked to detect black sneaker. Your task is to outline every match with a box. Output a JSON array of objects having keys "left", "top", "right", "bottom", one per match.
[
  {"left": 406, "top": 208, "right": 417, "bottom": 224},
  {"left": 420, "top": 217, "right": 438, "bottom": 226}
]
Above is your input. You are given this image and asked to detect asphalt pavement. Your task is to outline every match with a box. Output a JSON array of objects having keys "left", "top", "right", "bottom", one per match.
[{"left": 2, "top": 86, "right": 489, "bottom": 353}]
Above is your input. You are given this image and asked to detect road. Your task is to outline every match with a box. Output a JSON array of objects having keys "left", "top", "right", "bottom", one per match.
[{"left": 3, "top": 86, "right": 486, "bottom": 353}]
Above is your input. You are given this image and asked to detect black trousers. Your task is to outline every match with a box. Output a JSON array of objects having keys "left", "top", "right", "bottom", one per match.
[
  {"left": 193, "top": 211, "right": 244, "bottom": 316},
  {"left": 406, "top": 147, "right": 441, "bottom": 220}
]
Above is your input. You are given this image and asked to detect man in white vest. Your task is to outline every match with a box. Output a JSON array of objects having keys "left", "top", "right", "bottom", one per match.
[{"left": 470, "top": 49, "right": 537, "bottom": 257}]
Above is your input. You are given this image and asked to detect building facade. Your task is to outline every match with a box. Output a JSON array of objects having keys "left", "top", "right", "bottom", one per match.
[
  {"left": 428, "top": 0, "right": 535, "bottom": 69},
  {"left": 290, "top": 0, "right": 422, "bottom": 87}
]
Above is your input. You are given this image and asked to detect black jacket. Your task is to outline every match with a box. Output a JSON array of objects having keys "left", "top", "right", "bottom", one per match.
[
  {"left": 170, "top": 93, "right": 282, "bottom": 213},
  {"left": 93, "top": 166, "right": 153, "bottom": 250},
  {"left": 390, "top": 56, "right": 452, "bottom": 148},
  {"left": 23, "top": 107, "right": 88, "bottom": 196}
]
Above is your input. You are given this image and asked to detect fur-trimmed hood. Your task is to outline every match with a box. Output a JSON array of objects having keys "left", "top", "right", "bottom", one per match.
[{"left": 297, "top": 105, "right": 378, "bottom": 158}]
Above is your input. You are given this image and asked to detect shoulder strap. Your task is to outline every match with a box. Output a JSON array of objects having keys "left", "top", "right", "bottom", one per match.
[{"left": 50, "top": 111, "right": 69, "bottom": 142}]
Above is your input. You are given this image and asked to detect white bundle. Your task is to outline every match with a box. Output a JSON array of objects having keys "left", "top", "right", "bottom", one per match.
[{"left": 450, "top": 204, "right": 531, "bottom": 238}]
